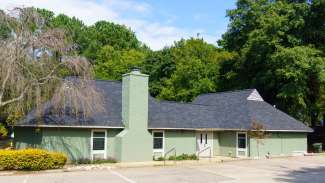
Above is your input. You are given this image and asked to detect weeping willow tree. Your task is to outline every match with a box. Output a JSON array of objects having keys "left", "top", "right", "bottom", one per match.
[{"left": 0, "top": 8, "right": 105, "bottom": 136}]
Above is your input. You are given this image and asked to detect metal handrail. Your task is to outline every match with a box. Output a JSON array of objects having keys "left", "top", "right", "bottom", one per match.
[
  {"left": 164, "top": 147, "right": 176, "bottom": 166},
  {"left": 197, "top": 146, "right": 212, "bottom": 162}
]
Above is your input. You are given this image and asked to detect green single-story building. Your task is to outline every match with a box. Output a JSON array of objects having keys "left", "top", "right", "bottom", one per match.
[{"left": 14, "top": 69, "right": 312, "bottom": 162}]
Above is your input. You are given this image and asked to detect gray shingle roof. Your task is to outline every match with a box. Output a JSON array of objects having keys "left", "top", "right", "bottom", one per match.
[{"left": 18, "top": 80, "right": 312, "bottom": 132}]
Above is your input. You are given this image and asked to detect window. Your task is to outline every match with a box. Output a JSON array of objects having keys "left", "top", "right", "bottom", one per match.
[
  {"left": 238, "top": 133, "right": 246, "bottom": 149},
  {"left": 91, "top": 130, "right": 106, "bottom": 160},
  {"left": 205, "top": 133, "right": 208, "bottom": 144},
  {"left": 153, "top": 131, "right": 164, "bottom": 152},
  {"left": 92, "top": 132, "right": 105, "bottom": 150}
]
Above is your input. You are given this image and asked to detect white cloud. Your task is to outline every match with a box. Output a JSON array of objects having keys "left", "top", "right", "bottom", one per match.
[{"left": 0, "top": 0, "right": 216, "bottom": 50}]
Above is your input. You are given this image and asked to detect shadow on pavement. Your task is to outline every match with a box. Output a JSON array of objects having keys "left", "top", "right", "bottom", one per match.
[{"left": 274, "top": 166, "right": 325, "bottom": 183}]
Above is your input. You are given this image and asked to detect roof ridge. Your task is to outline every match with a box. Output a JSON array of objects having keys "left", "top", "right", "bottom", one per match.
[
  {"left": 94, "top": 79, "right": 122, "bottom": 83},
  {"left": 196, "top": 88, "right": 256, "bottom": 97},
  {"left": 155, "top": 99, "right": 218, "bottom": 108}
]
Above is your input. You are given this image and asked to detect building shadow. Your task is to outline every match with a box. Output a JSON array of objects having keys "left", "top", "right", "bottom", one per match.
[{"left": 274, "top": 166, "right": 325, "bottom": 183}]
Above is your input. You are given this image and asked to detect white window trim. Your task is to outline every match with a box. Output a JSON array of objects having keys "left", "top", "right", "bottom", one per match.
[
  {"left": 236, "top": 132, "right": 247, "bottom": 157},
  {"left": 90, "top": 129, "right": 107, "bottom": 160},
  {"left": 152, "top": 130, "right": 165, "bottom": 154}
]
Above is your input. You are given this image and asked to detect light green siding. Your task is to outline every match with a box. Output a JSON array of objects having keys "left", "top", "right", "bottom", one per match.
[
  {"left": 165, "top": 130, "right": 196, "bottom": 156},
  {"left": 218, "top": 131, "right": 236, "bottom": 157},
  {"left": 249, "top": 132, "right": 307, "bottom": 157},
  {"left": 15, "top": 127, "right": 91, "bottom": 161},
  {"left": 15, "top": 127, "right": 42, "bottom": 149},
  {"left": 213, "top": 132, "right": 220, "bottom": 156},
  {"left": 115, "top": 71, "right": 153, "bottom": 162},
  {"left": 107, "top": 129, "right": 123, "bottom": 159},
  {"left": 15, "top": 127, "right": 123, "bottom": 161}
]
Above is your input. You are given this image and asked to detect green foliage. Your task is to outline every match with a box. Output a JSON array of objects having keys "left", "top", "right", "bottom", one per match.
[
  {"left": 0, "top": 149, "right": 67, "bottom": 170},
  {"left": 0, "top": 21, "right": 10, "bottom": 39},
  {"left": 82, "top": 21, "right": 142, "bottom": 60},
  {"left": 271, "top": 46, "right": 325, "bottom": 121},
  {"left": 0, "top": 123, "right": 7, "bottom": 137},
  {"left": 168, "top": 153, "right": 198, "bottom": 161},
  {"left": 219, "top": 0, "right": 325, "bottom": 123},
  {"left": 71, "top": 157, "right": 117, "bottom": 164},
  {"left": 155, "top": 156, "right": 165, "bottom": 161},
  {"left": 95, "top": 45, "right": 146, "bottom": 80},
  {"left": 144, "top": 38, "right": 235, "bottom": 102}
]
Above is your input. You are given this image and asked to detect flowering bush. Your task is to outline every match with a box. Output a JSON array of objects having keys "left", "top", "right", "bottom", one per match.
[{"left": 0, "top": 149, "right": 67, "bottom": 170}]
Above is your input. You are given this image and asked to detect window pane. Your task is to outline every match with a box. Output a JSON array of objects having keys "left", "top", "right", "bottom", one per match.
[
  {"left": 154, "top": 132, "right": 163, "bottom": 138},
  {"left": 238, "top": 138, "right": 246, "bottom": 149},
  {"left": 238, "top": 134, "right": 246, "bottom": 138},
  {"left": 93, "top": 132, "right": 105, "bottom": 138},
  {"left": 153, "top": 138, "right": 163, "bottom": 149},
  {"left": 93, "top": 138, "right": 105, "bottom": 150}
]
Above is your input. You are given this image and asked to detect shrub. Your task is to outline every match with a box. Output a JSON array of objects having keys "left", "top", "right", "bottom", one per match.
[
  {"left": 155, "top": 156, "right": 165, "bottom": 161},
  {"left": 168, "top": 153, "right": 198, "bottom": 161},
  {"left": 71, "top": 157, "right": 117, "bottom": 164},
  {"left": 0, "top": 149, "right": 67, "bottom": 170},
  {"left": 93, "top": 157, "right": 117, "bottom": 164}
]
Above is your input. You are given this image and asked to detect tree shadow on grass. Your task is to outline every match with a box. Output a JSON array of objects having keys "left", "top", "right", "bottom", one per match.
[{"left": 274, "top": 166, "right": 325, "bottom": 183}]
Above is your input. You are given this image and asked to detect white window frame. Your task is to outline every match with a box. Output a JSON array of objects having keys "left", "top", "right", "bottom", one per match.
[
  {"left": 152, "top": 130, "right": 165, "bottom": 154},
  {"left": 90, "top": 129, "right": 107, "bottom": 160},
  {"left": 236, "top": 132, "right": 247, "bottom": 157}
]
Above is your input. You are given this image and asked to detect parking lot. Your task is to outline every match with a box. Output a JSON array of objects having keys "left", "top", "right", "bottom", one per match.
[{"left": 1, "top": 155, "right": 325, "bottom": 183}]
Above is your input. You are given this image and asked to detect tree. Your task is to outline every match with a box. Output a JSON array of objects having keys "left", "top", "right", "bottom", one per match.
[
  {"left": 270, "top": 46, "right": 325, "bottom": 124},
  {"left": 142, "top": 38, "right": 234, "bottom": 102},
  {"left": 82, "top": 21, "right": 142, "bottom": 60},
  {"left": 218, "top": 0, "right": 325, "bottom": 124},
  {"left": 0, "top": 8, "right": 104, "bottom": 131},
  {"left": 94, "top": 45, "right": 146, "bottom": 80},
  {"left": 142, "top": 48, "right": 176, "bottom": 97},
  {"left": 248, "top": 120, "right": 269, "bottom": 158}
]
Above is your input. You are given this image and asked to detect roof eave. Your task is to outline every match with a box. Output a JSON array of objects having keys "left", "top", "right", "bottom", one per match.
[{"left": 14, "top": 124, "right": 124, "bottom": 129}]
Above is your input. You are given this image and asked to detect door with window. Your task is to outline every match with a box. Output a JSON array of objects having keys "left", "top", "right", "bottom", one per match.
[
  {"left": 91, "top": 130, "right": 107, "bottom": 160},
  {"left": 236, "top": 132, "right": 247, "bottom": 157},
  {"left": 152, "top": 131, "right": 164, "bottom": 155},
  {"left": 196, "top": 131, "right": 213, "bottom": 157}
]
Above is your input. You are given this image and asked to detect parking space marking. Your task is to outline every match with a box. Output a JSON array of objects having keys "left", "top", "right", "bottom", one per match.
[
  {"left": 22, "top": 175, "right": 29, "bottom": 183},
  {"left": 110, "top": 169, "right": 137, "bottom": 183},
  {"left": 186, "top": 165, "right": 239, "bottom": 181}
]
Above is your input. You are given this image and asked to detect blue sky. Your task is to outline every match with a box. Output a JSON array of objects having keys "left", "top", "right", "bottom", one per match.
[{"left": 1, "top": 0, "right": 236, "bottom": 50}]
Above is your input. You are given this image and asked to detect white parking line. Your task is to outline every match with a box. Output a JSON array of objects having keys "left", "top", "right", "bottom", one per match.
[
  {"left": 186, "top": 166, "right": 240, "bottom": 181},
  {"left": 110, "top": 170, "right": 137, "bottom": 183},
  {"left": 22, "top": 175, "right": 29, "bottom": 183}
]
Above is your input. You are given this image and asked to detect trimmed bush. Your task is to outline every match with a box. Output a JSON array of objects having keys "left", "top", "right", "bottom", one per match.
[
  {"left": 0, "top": 149, "right": 67, "bottom": 170},
  {"left": 168, "top": 153, "right": 198, "bottom": 161},
  {"left": 71, "top": 157, "right": 117, "bottom": 165}
]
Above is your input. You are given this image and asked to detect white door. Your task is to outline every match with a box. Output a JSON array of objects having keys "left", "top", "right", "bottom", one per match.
[
  {"left": 236, "top": 132, "right": 247, "bottom": 157},
  {"left": 196, "top": 131, "right": 213, "bottom": 157},
  {"left": 91, "top": 130, "right": 107, "bottom": 160}
]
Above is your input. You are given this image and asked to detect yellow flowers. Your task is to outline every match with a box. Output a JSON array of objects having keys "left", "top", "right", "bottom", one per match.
[{"left": 0, "top": 149, "right": 67, "bottom": 170}]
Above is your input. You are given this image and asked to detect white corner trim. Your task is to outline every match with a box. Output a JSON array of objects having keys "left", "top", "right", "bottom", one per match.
[{"left": 247, "top": 89, "right": 264, "bottom": 101}]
